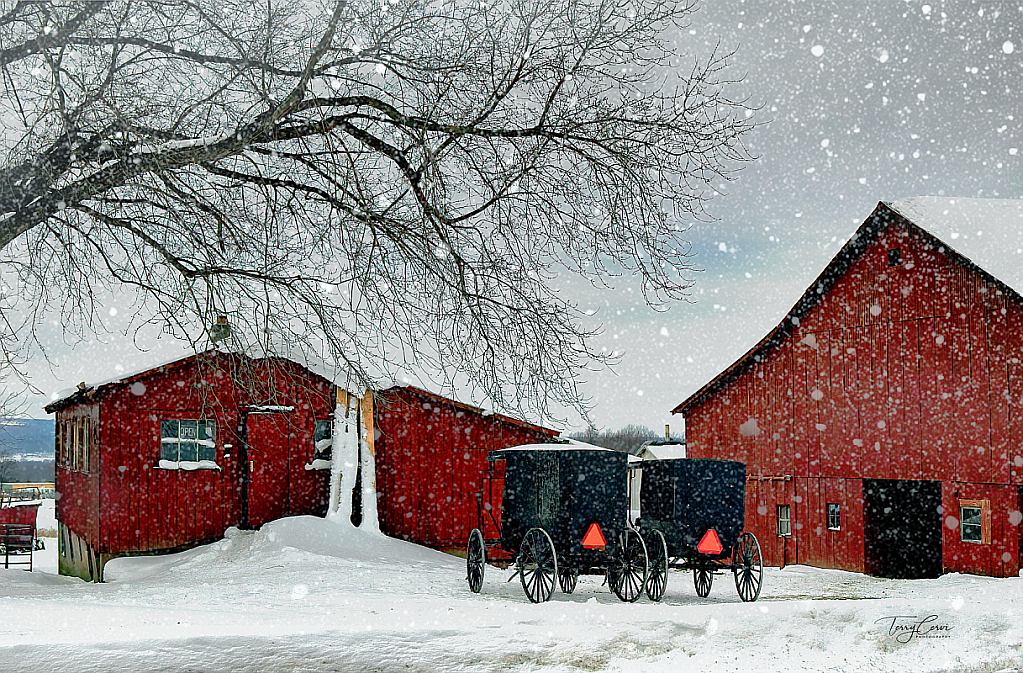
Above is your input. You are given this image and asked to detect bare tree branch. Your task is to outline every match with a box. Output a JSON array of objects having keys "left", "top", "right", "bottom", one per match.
[{"left": 0, "top": 0, "right": 756, "bottom": 423}]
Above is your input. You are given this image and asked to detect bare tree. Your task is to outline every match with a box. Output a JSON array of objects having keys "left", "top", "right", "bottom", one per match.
[
  {"left": 570, "top": 424, "right": 680, "bottom": 453},
  {"left": 0, "top": 0, "right": 754, "bottom": 422},
  {"left": 0, "top": 447, "right": 11, "bottom": 486}
]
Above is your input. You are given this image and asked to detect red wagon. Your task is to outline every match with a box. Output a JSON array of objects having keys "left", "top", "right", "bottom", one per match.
[{"left": 0, "top": 499, "right": 40, "bottom": 570}]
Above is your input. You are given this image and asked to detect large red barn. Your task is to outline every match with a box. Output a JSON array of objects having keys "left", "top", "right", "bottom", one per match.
[{"left": 674, "top": 198, "right": 1023, "bottom": 578}]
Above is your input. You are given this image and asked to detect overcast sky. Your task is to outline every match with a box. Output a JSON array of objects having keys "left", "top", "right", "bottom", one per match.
[
  {"left": 569, "top": 0, "right": 1021, "bottom": 435},
  {"left": 17, "top": 1, "right": 1022, "bottom": 436}
]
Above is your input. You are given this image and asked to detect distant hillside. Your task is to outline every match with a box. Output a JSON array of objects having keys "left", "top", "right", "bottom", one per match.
[{"left": 0, "top": 418, "right": 55, "bottom": 458}]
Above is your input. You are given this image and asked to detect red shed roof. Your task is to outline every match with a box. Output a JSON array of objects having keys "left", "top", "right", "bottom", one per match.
[
  {"left": 378, "top": 384, "right": 559, "bottom": 437},
  {"left": 42, "top": 350, "right": 328, "bottom": 414},
  {"left": 44, "top": 350, "right": 225, "bottom": 413},
  {"left": 672, "top": 198, "right": 1023, "bottom": 416}
]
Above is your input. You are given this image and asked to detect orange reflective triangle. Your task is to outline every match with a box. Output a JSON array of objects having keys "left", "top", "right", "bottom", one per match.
[
  {"left": 581, "top": 522, "right": 607, "bottom": 549},
  {"left": 697, "top": 529, "right": 723, "bottom": 555}
]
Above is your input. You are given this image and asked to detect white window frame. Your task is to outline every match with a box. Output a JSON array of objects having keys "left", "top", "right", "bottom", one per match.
[
  {"left": 158, "top": 418, "right": 219, "bottom": 470},
  {"left": 826, "top": 502, "right": 841, "bottom": 531},
  {"left": 777, "top": 504, "right": 792, "bottom": 537}
]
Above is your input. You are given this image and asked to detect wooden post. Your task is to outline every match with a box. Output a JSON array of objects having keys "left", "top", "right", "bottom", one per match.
[{"left": 359, "top": 390, "right": 378, "bottom": 531}]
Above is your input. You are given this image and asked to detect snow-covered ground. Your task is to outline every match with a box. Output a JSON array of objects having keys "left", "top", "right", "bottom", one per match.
[{"left": 2, "top": 504, "right": 1022, "bottom": 673}]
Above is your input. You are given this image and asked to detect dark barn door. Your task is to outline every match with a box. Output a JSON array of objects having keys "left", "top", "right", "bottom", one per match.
[
  {"left": 863, "top": 479, "right": 942, "bottom": 579},
  {"left": 245, "top": 412, "right": 292, "bottom": 529}
]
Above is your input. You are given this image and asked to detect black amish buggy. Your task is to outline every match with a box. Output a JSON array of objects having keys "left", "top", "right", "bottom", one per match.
[
  {"left": 634, "top": 458, "right": 763, "bottom": 602},
  {"left": 465, "top": 442, "right": 648, "bottom": 603}
]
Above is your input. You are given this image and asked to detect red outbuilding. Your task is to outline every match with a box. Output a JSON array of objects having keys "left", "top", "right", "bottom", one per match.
[
  {"left": 373, "top": 385, "right": 559, "bottom": 552},
  {"left": 47, "top": 351, "right": 558, "bottom": 581},
  {"left": 46, "top": 351, "right": 336, "bottom": 581},
  {"left": 674, "top": 198, "right": 1023, "bottom": 578}
]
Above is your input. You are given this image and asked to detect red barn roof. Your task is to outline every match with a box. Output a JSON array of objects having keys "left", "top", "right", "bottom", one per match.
[{"left": 673, "top": 198, "right": 1023, "bottom": 416}]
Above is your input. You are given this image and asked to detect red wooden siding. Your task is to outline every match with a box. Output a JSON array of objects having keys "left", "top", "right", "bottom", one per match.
[
  {"left": 743, "top": 478, "right": 796, "bottom": 568},
  {"left": 373, "top": 386, "right": 557, "bottom": 549},
  {"left": 942, "top": 482, "right": 1018, "bottom": 577},
  {"left": 52, "top": 352, "right": 334, "bottom": 561},
  {"left": 54, "top": 402, "right": 101, "bottom": 551},
  {"left": 681, "top": 203, "right": 1023, "bottom": 577}
]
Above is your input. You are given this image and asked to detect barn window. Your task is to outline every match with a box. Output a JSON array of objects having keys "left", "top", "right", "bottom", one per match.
[
  {"left": 826, "top": 503, "right": 841, "bottom": 530},
  {"left": 160, "top": 419, "right": 217, "bottom": 464},
  {"left": 959, "top": 499, "right": 991, "bottom": 544},
  {"left": 55, "top": 421, "right": 64, "bottom": 468},
  {"left": 61, "top": 420, "right": 70, "bottom": 468},
  {"left": 79, "top": 417, "right": 90, "bottom": 473},
  {"left": 313, "top": 420, "right": 333, "bottom": 461},
  {"left": 887, "top": 248, "right": 902, "bottom": 267},
  {"left": 305, "top": 420, "right": 334, "bottom": 470},
  {"left": 777, "top": 505, "right": 792, "bottom": 537},
  {"left": 72, "top": 419, "right": 81, "bottom": 471}
]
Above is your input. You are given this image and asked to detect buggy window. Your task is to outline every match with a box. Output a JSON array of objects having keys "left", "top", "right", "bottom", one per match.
[
  {"left": 641, "top": 463, "right": 675, "bottom": 521},
  {"left": 536, "top": 452, "right": 559, "bottom": 526}
]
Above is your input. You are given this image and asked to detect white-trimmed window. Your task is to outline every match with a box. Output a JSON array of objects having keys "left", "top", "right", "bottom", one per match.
[
  {"left": 826, "top": 502, "right": 841, "bottom": 530},
  {"left": 305, "top": 420, "right": 333, "bottom": 471},
  {"left": 80, "top": 417, "right": 90, "bottom": 473},
  {"left": 72, "top": 418, "right": 80, "bottom": 471},
  {"left": 313, "top": 420, "right": 333, "bottom": 461},
  {"left": 959, "top": 499, "right": 991, "bottom": 544},
  {"left": 777, "top": 504, "right": 792, "bottom": 537},
  {"left": 161, "top": 419, "right": 216, "bottom": 463}
]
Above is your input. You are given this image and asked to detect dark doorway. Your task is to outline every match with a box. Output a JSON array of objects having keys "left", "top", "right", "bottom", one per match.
[{"left": 863, "top": 479, "right": 942, "bottom": 579}]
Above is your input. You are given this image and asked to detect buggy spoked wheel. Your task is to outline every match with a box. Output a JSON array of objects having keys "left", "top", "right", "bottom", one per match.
[
  {"left": 732, "top": 531, "right": 763, "bottom": 602},
  {"left": 466, "top": 528, "right": 486, "bottom": 593},
  {"left": 518, "top": 528, "right": 558, "bottom": 603},
  {"left": 609, "top": 528, "right": 648, "bottom": 602},
  {"left": 694, "top": 566, "right": 713, "bottom": 598},
  {"left": 644, "top": 530, "right": 668, "bottom": 602},
  {"left": 558, "top": 566, "right": 578, "bottom": 594}
]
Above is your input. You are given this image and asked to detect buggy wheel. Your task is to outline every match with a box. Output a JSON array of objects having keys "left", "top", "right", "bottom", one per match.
[
  {"left": 609, "top": 528, "right": 648, "bottom": 602},
  {"left": 466, "top": 528, "right": 486, "bottom": 593},
  {"left": 732, "top": 532, "right": 763, "bottom": 602},
  {"left": 644, "top": 530, "right": 668, "bottom": 602},
  {"left": 558, "top": 567, "right": 579, "bottom": 594},
  {"left": 694, "top": 566, "right": 713, "bottom": 598},
  {"left": 518, "top": 528, "right": 558, "bottom": 603}
]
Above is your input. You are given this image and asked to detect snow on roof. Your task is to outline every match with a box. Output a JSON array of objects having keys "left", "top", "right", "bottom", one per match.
[
  {"left": 45, "top": 348, "right": 347, "bottom": 412},
  {"left": 639, "top": 442, "right": 687, "bottom": 460},
  {"left": 887, "top": 196, "right": 1023, "bottom": 297},
  {"left": 495, "top": 439, "right": 614, "bottom": 452}
]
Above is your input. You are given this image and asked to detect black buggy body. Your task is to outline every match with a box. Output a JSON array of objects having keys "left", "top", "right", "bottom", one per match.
[
  {"left": 499, "top": 445, "right": 626, "bottom": 566},
  {"left": 637, "top": 458, "right": 745, "bottom": 559},
  {"left": 635, "top": 457, "right": 763, "bottom": 602},
  {"left": 465, "top": 442, "right": 648, "bottom": 603}
]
